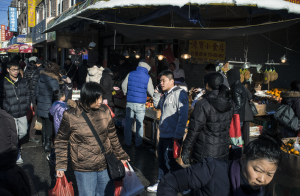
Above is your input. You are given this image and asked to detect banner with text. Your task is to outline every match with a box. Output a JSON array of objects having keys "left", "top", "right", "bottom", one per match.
[
  {"left": 189, "top": 40, "right": 226, "bottom": 64},
  {"left": 285, "top": 0, "right": 300, "bottom": 4},
  {"left": 28, "top": 0, "right": 36, "bottom": 27},
  {"left": 9, "top": 7, "right": 17, "bottom": 32},
  {"left": 1, "top": 25, "right": 5, "bottom": 41}
]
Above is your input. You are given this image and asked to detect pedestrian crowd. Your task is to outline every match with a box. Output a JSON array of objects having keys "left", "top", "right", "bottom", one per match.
[{"left": 0, "top": 55, "right": 299, "bottom": 196}]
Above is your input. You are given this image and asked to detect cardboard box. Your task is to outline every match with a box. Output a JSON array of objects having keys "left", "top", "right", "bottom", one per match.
[
  {"left": 269, "top": 137, "right": 300, "bottom": 196},
  {"left": 254, "top": 103, "right": 280, "bottom": 116}
]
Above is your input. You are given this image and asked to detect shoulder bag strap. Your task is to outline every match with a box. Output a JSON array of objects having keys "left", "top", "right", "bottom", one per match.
[{"left": 81, "top": 111, "right": 106, "bottom": 154}]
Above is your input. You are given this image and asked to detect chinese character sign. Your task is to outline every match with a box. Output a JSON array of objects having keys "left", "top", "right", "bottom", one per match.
[
  {"left": 9, "top": 7, "right": 17, "bottom": 32},
  {"left": 189, "top": 40, "right": 226, "bottom": 63},
  {"left": 28, "top": 0, "right": 36, "bottom": 27},
  {"left": 1, "top": 25, "right": 5, "bottom": 41},
  {"left": 285, "top": 0, "right": 300, "bottom": 4}
]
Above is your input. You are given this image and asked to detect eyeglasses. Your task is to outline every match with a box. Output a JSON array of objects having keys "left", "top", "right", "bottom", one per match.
[{"left": 10, "top": 68, "right": 20, "bottom": 72}]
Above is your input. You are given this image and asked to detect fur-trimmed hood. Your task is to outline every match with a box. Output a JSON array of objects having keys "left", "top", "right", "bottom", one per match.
[
  {"left": 281, "top": 91, "right": 300, "bottom": 98},
  {"left": 67, "top": 99, "right": 77, "bottom": 109},
  {"left": 40, "top": 70, "right": 63, "bottom": 84}
]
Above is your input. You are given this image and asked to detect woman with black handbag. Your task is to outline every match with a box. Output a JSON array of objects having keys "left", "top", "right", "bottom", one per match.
[{"left": 55, "top": 82, "right": 130, "bottom": 196}]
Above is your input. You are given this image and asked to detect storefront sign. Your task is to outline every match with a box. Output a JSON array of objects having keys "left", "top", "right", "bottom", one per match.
[
  {"left": 1, "top": 25, "right": 5, "bottom": 41},
  {"left": 285, "top": 0, "right": 300, "bottom": 4},
  {"left": 189, "top": 40, "right": 226, "bottom": 63},
  {"left": 16, "top": 35, "right": 26, "bottom": 43},
  {"left": 9, "top": 7, "right": 17, "bottom": 32},
  {"left": 28, "top": 0, "right": 36, "bottom": 27},
  {"left": 32, "top": 20, "right": 46, "bottom": 44}
]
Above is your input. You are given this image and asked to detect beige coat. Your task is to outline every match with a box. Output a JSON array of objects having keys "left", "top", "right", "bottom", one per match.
[{"left": 86, "top": 66, "right": 104, "bottom": 83}]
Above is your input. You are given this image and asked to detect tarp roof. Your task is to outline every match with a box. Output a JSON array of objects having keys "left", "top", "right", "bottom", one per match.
[
  {"left": 44, "top": 0, "right": 300, "bottom": 34},
  {"left": 104, "top": 18, "right": 300, "bottom": 40}
]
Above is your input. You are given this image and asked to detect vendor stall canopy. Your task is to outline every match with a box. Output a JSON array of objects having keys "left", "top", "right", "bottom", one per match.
[{"left": 44, "top": 0, "right": 300, "bottom": 40}]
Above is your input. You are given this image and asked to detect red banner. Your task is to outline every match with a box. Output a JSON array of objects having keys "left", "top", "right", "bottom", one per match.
[
  {"left": 286, "top": 0, "right": 300, "bottom": 4},
  {"left": 1, "top": 25, "right": 5, "bottom": 41}
]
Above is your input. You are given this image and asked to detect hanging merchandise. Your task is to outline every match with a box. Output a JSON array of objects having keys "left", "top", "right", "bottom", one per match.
[
  {"left": 263, "top": 69, "right": 270, "bottom": 84},
  {"left": 273, "top": 68, "right": 278, "bottom": 80},
  {"left": 244, "top": 69, "right": 251, "bottom": 81},
  {"left": 239, "top": 69, "right": 245, "bottom": 83},
  {"left": 163, "top": 44, "right": 175, "bottom": 63},
  {"left": 269, "top": 68, "right": 275, "bottom": 82}
]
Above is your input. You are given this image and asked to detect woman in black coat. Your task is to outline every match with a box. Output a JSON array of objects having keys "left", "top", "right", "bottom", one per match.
[
  {"left": 158, "top": 129, "right": 282, "bottom": 196},
  {"left": 35, "top": 62, "right": 62, "bottom": 152},
  {"left": 242, "top": 86, "right": 254, "bottom": 146},
  {"left": 100, "top": 68, "right": 115, "bottom": 108},
  {"left": 181, "top": 73, "right": 233, "bottom": 164}
]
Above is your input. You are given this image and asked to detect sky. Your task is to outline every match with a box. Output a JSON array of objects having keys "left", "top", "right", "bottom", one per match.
[{"left": 0, "top": 0, "right": 14, "bottom": 28}]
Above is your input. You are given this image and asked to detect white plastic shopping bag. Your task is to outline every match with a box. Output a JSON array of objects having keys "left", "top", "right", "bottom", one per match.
[
  {"left": 120, "top": 161, "right": 144, "bottom": 196},
  {"left": 294, "top": 136, "right": 300, "bottom": 151}
]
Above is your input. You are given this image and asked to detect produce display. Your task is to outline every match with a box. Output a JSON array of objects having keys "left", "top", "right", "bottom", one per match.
[
  {"left": 145, "top": 97, "right": 154, "bottom": 109},
  {"left": 281, "top": 139, "right": 300, "bottom": 155}
]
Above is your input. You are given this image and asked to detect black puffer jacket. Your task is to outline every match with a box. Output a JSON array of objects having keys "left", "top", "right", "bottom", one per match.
[
  {"left": 0, "top": 109, "right": 18, "bottom": 171},
  {"left": 183, "top": 90, "right": 233, "bottom": 162},
  {"left": 31, "top": 66, "right": 44, "bottom": 104},
  {"left": 281, "top": 91, "right": 300, "bottom": 131},
  {"left": 0, "top": 75, "right": 30, "bottom": 118},
  {"left": 231, "top": 81, "right": 247, "bottom": 122},
  {"left": 100, "top": 68, "right": 115, "bottom": 107},
  {"left": 35, "top": 71, "right": 61, "bottom": 118}
]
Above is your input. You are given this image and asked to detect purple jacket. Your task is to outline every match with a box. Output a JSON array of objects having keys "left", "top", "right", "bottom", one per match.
[{"left": 49, "top": 101, "right": 68, "bottom": 135}]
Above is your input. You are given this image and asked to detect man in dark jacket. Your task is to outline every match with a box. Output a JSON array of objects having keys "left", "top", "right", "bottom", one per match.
[
  {"left": 119, "top": 56, "right": 134, "bottom": 80},
  {"left": 100, "top": 68, "right": 115, "bottom": 108},
  {"left": 0, "top": 60, "right": 30, "bottom": 164},
  {"left": 77, "top": 59, "right": 88, "bottom": 89},
  {"left": 0, "top": 109, "right": 31, "bottom": 196},
  {"left": 28, "top": 59, "right": 44, "bottom": 143},
  {"left": 181, "top": 73, "right": 233, "bottom": 164},
  {"left": 227, "top": 69, "right": 247, "bottom": 126}
]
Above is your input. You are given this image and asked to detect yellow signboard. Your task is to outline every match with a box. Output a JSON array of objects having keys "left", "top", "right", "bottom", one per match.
[
  {"left": 189, "top": 40, "right": 226, "bottom": 63},
  {"left": 28, "top": 0, "right": 36, "bottom": 27},
  {"left": 285, "top": 0, "right": 300, "bottom": 4}
]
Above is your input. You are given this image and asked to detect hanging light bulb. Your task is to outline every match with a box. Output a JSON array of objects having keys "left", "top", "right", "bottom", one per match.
[
  {"left": 123, "top": 51, "right": 129, "bottom": 59},
  {"left": 243, "top": 62, "right": 250, "bottom": 69},
  {"left": 280, "top": 55, "right": 287, "bottom": 63},
  {"left": 135, "top": 51, "right": 140, "bottom": 59},
  {"left": 156, "top": 51, "right": 164, "bottom": 61},
  {"left": 180, "top": 49, "right": 191, "bottom": 59}
]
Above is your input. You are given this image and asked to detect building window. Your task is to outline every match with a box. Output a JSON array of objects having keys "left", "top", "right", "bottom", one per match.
[
  {"left": 70, "top": 0, "right": 75, "bottom": 7},
  {"left": 36, "top": 9, "right": 39, "bottom": 23},
  {"left": 58, "top": 0, "right": 60, "bottom": 15},
  {"left": 49, "top": 0, "right": 51, "bottom": 17},
  {"left": 43, "top": 3, "right": 45, "bottom": 19}
]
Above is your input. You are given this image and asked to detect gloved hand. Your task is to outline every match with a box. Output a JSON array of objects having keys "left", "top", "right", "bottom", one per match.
[{"left": 181, "top": 148, "right": 190, "bottom": 165}]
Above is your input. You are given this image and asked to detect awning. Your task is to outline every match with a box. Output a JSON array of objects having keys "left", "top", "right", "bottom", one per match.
[
  {"left": 7, "top": 44, "right": 36, "bottom": 53},
  {"left": 43, "top": 0, "right": 300, "bottom": 33},
  {"left": 104, "top": 18, "right": 300, "bottom": 40}
]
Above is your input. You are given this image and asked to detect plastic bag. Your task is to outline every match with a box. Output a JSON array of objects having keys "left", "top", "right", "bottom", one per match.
[
  {"left": 229, "top": 114, "right": 243, "bottom": 147},
  {"left": 115, "top": 181, "right": 123, "bottom": 196},
  {"left": 294, "top": 136, "right": 300, "bottom": 152},
  {"left": 120, "top": 161, "right": 144, "bottom": 196},
  {"left": 173, "top": 141, "right": 181, "bottom": 159},
  {"left": 48, "top": 176, "right": 74, "bottom": 196},
  {"left": 26, "top": 103, "right": 34, "bottom": 121},
  {"left": 105, "top": 104, "right": 115, "bottom": 118}
]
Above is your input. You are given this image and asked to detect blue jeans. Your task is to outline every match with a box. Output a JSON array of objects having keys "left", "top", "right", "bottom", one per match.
[
  {"left": 158, "top": 138, "right": 183, "bottom": 180},
  {"left": 124, "top": 102, "right": 146, "bottom": 146},
  {"left": 74, "top": 169, "right": 114, "bottom": 196}
]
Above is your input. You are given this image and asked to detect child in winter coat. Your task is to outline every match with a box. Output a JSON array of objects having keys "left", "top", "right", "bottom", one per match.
[{"left": 48, "top": 89, "right": 68, "bottom": 165}]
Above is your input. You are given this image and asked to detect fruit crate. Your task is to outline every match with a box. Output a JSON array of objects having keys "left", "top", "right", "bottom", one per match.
[{"left": 251, "top": 116, "right": 277, "bottom": 131}]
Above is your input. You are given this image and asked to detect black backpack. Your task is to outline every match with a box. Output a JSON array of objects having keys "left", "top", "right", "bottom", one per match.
[{"left": 274, "top": 103, "right": 300, "bottom": 131}]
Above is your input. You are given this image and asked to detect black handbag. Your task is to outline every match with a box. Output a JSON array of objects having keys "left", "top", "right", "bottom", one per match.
[
  {"left": 249, "top": 100, "right": 258, "bottom": 116},
  {"left": 81, "top": 111, "right": 125, "bottom": 181}
]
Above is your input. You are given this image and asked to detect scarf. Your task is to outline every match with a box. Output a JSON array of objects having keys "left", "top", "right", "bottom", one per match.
[{"left": 230, "top": 159, "right": 264, "bottom": 196}]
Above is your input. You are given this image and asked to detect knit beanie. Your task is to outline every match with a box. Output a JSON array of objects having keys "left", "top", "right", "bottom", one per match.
[{"left": 204, "top": 73, "right": 224, "bottom": 90}]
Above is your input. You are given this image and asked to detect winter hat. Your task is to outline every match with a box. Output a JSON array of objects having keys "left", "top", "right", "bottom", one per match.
[
  {"left": 204, "top": 73, "right": 224, "bottom": 90},
  {"left": 227, "top": 69, "right": 240, "bottom": 87}
]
